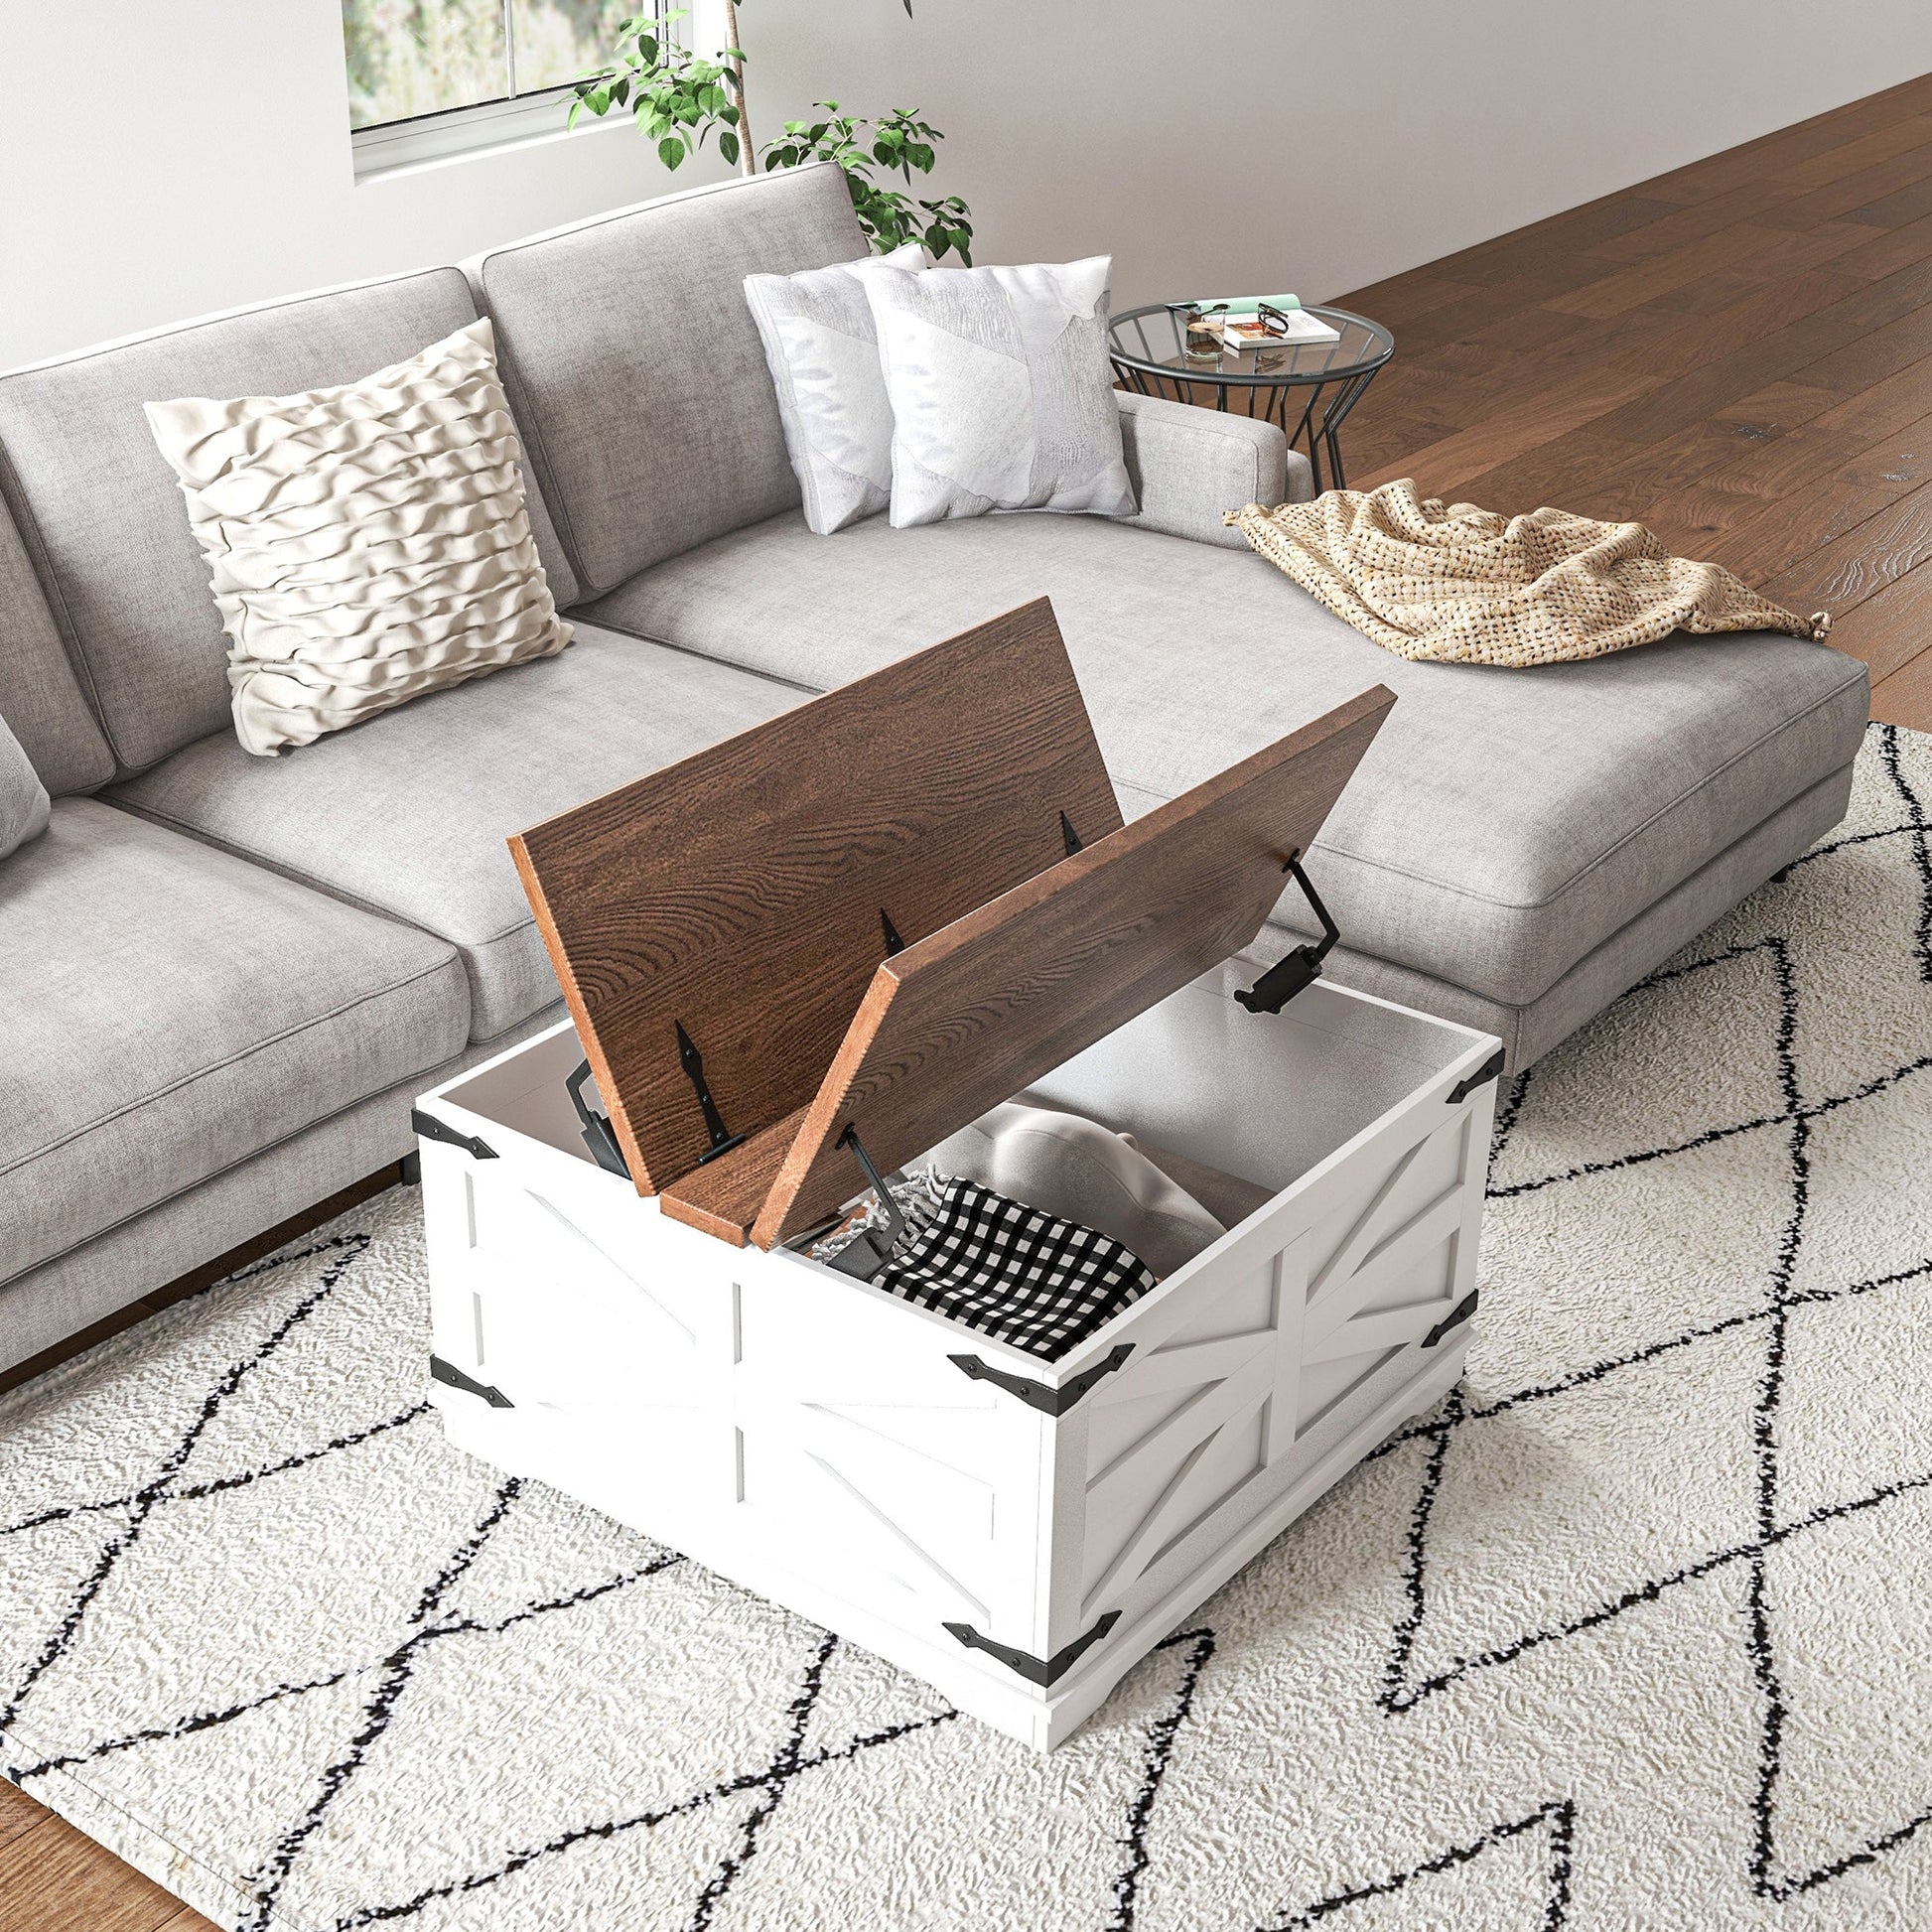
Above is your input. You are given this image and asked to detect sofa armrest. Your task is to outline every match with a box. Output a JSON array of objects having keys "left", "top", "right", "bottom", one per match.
[{"left": 1113, "top": 391, "right": 1314, "bottom": 548}]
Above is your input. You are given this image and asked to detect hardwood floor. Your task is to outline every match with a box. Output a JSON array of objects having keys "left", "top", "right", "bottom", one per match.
[
  {"left": 0, "top": 1782, "right": 213, "bottom": 1931},
  {"left": 1331, "top": 69, "right": 1932, "bottom": 728},
  {"left": 6, "top": 71, "right": 1932, "bottom": 1932}
]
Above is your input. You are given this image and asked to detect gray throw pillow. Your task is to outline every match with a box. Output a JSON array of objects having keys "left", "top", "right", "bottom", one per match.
[{"left": 0, "top": 710, "right": 51, "bottom": 861}]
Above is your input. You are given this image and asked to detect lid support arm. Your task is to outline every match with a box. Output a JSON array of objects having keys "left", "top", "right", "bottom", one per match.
[
  {"left": 823, "top": 1124, "right": 908, "bottom": 1281},
  {"left": 1235, "top": 854, "right": 1340, "bottom": 1015},
  {"left": 565, "top": 1059, "right": 631, "bottom": 1177}
]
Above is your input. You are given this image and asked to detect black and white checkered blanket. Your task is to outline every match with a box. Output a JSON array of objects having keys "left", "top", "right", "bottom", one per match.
[{"left": 878, "top": 1176, "right": 1157, "bottom": 1361}]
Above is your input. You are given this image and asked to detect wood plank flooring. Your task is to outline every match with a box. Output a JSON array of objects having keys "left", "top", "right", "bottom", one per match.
[
  {"left": 6, "top": 70, "right": 1932, "bottom": 1932},
  {"left": 0, "top": 1784, "right": 213, "bottom": 1932},
  {"left": 1332, "top": 69, "right": 1932, "bottom": 727}
]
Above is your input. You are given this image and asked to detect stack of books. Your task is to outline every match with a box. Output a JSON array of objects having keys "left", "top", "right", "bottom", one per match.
[{"left": 1192, "top": 295, "right": 1342, "bottom": 350}]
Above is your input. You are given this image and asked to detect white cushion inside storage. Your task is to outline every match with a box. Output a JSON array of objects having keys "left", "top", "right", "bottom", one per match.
[{"left": 918, "top": 1100, "right": 1228, "bottom": 1280}]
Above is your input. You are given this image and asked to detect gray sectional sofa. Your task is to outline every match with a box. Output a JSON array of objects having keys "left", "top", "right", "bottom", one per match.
[{"left": 0, "top": 162, "right": 1868, "bottom": 1376}]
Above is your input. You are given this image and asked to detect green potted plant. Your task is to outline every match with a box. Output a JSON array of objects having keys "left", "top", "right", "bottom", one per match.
[{"left": 569, "top": 5, "right": 973, "bottom": 262}]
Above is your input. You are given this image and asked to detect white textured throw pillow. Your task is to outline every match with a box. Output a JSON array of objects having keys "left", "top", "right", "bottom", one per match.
[
  {"left": 856, "top": 255, "right": 1137, "bottom": 527},
  {"left": 919, "top": 1101, "right": 1226, "bottom": 1279},
  {"left": 744, "top": 242, "right": 926, "bottom": 535},
  {"left": 0, "top": 710, "right": 51, "bottom": 861},
  {"left": 146, "top": 319, "right": 571, "bottom": 757}
]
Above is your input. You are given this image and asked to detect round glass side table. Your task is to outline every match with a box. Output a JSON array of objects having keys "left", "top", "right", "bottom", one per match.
[{"left": 1108, "top": 304, "right": 1394, "bottom": 493}]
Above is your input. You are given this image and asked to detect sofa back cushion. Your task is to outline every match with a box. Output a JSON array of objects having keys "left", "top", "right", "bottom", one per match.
[
  {"left": 465, "top": 162, "right": 867, "bottom": 598},
  {"left": 0, "top": 493, "right": 113, "bottom": 793},
  {"left": 0, "top": 271, "right": 580, "bottom": 774}
]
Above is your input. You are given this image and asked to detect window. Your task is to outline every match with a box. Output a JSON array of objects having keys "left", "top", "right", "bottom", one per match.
[{"left": 344, "top": 0, "right": 642, "bottom": 176}]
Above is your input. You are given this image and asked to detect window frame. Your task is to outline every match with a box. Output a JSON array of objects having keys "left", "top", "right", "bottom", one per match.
[
  {"left": 346, "top": 1, "right": 668, "bottom": 184},
  {"left": 351, "top": 86, "right": 588, "bottom": 183}
]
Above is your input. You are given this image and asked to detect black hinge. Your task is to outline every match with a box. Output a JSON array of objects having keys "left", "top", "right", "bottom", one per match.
[
  {"left": 1422, "top": 1290, "right": 1479, "bottom": 1350},
  {"left": 430, "top": 1354, "right": 514, "bottom": 1408},
  {"left": 1235, "top": 855, "right": 1340, "bottom": 1015},
  {"left": 675, "top": 1020, "right": 745, "bottom": 1165},
  {"left": 943, "top": 1609, "right": 1122, "bottom": 1687},
  {"left": 949, "top": 1343, "right": 1134, "bottom": 1417},
  {"left": 410, "top": 1109, "right": 497, "bottom": 1162},
  {"left": 1448, "top": 1048, "right": 1506, "bottom": 1106}
]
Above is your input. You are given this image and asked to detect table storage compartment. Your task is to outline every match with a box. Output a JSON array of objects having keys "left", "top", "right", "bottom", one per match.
[{"left": 417, "top": 601, "right": 1499, "bottom": 1748}]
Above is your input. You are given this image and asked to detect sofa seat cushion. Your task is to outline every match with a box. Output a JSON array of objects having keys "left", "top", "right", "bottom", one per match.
[
  {"left": 109, "top": 624, "right": 803, "bottom": 1041},
  {"left": 1, "top": 799, "right": 467, "bottom": 1286},
  {"left": 580, "top": 510, "right": 1868, "bottom": 1009}
]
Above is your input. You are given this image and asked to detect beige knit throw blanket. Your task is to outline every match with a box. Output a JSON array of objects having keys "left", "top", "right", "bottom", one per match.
[{"left": 1225, "top": 480, "right": 1830, "bottom": 666}]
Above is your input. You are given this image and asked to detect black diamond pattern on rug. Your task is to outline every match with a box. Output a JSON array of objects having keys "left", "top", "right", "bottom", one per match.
[{"left": 1379, "top": 724, "right": 1932, "bottom": 1907}]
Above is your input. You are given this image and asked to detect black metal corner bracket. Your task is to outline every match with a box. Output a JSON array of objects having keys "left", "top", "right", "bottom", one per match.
[
  {"left": 1448, "top": 1047, "right": 1506, "bottom": 1106},
  {"left": 944, "top": 1609, "right": 1122, "bottom": 1687},
  {"left": 565, "top": 1059, "right": 630, "bottom": 1178},
  {"left": 949, "top": 1342, "right": 1135, "bottom": 1417},
  {"left": 1060, "top": 811, "right": 1084, "bottom": 856},
  {"left": 674, "top": 1020, "right": 745, "bottom": 1165},
  {"left": 881, "top": 908, "right": 907, "bottom": 957},
  {"left": 1234, "top": 855, "right": 1340, "bottom": 1015},
  {"left": 410, "top": 1108, "right": 497, "bottom": 1162},
  {"left": 1422, "top": 1290, "right": 1479, "bottom": 1350},
  {"left": 430, "top": 1355, "right": 514, "bottom": 1408}
]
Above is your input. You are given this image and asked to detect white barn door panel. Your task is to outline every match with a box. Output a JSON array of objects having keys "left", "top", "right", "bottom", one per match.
[
  {"left": 730, "top": 1266, "right": 1051, "bottom": 1656},
  {"left": 1057, "top": 1090, "right": 1483, "bottom": 1659}
]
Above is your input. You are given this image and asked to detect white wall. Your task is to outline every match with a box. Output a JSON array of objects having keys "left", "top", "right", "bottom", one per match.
[{"left": 4, "top": 0, "right": 1930, "bottom": 369}]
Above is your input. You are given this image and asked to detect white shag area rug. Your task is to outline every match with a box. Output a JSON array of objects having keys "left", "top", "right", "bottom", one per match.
[{"left": 3, "top": 724, "right": 1930, "bottom": 1932}]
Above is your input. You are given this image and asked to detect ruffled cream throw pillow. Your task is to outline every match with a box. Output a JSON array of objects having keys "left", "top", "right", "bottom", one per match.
[
  {"left": 146, "top": 318, "right": 570, "bottom": 756},
  {"left": 0, "top": 709, "right": 51, "bottom": 861}
]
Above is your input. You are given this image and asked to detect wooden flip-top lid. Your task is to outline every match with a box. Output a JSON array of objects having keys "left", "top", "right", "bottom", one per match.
[
  {"left": 749, "top": 682, "right": 1393, "bottom": 1247},
  {"left": 510, "top": 594, "right": 1393, "bottom": 1254},
  {"left": 510, "top": 600, "right": 1124, "bottom": 1199}
]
